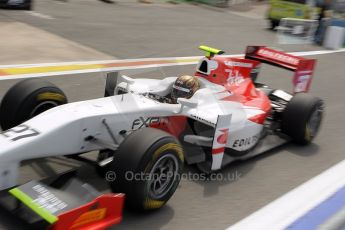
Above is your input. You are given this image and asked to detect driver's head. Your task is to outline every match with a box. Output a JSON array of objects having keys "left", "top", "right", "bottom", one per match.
[{"left": 171, "top": 75, "right": 200, "bottom": 103}]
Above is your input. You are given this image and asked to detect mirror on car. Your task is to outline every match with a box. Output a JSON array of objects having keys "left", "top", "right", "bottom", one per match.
[
  {"left": 121, "top": 75, "right": 135, "bottom": 85},
  {"left": 177, "top": 98, "right": 198, "bottom": 109},
  {"left": 121, "top": 75, "right": 135, "bottom": 92}
]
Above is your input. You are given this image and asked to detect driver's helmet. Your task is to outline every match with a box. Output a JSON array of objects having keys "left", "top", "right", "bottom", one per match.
[{"left": 171, "top": 75, "right": 200, "bottom": 103}]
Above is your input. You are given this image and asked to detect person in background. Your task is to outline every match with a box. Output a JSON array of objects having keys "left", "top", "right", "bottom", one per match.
[
  {"left": 318, "top": 0, "right": 333, "bottom": 20},
  {"left": 315, "top": 0, "right": 333, "bottom": 44}
]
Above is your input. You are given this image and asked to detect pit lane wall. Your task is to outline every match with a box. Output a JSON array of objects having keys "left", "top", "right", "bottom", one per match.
[
  {"left": 0, "top": 48, "right": 344, "bottom": 81},
  {"left": 227, "top": 157, "right": 345, "bottom": 230}
]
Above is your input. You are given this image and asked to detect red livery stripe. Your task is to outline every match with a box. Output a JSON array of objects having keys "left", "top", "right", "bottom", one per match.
[{"left": 212, "top": 147, "right": 225, "bottom": 155}]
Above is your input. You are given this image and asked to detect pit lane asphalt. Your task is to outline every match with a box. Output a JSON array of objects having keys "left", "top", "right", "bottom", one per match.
[
  {"left": 0, "top": 52, "right": 344, "bottom": 230},
  {"left": 0, "top": 1, "right": 345, "bottom": 229}
]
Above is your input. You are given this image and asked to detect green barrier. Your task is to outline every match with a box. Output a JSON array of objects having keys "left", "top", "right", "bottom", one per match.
[{"left": 267, "top": 0, "right": 320, "bottom": 21}]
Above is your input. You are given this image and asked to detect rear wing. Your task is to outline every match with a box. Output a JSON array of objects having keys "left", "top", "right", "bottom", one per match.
[{"left": 245, "top": 46, "right": 317, "bottom": 93}]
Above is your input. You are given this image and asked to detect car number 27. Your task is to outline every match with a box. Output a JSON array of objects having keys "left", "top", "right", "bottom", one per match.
[{"left": 0, "top": 124, "right": 40, "bottom": 141}]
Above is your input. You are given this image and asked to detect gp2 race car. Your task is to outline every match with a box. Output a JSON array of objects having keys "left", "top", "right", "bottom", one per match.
[{"left": 0, "top": 45, "right": 323, "bottom": 229}]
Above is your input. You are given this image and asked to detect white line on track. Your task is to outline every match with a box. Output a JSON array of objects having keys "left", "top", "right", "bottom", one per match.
[
  {"left": 0, "top": 62, "right": 199, "bottom": 81},
  {"left": 0, "top": 48, "right": 344, "bottom": 69},
  {"left": 227, "top": 158, "right": 345, "bottom": 230},
  {"left": 0, "top": 48, "right": 344, "bottom": 81},
  {"left": 291, "top": 48, "right": 345, "bottom": 57},
  {"left": 26, "top": 11, "right": 55, "bottom": 20}
]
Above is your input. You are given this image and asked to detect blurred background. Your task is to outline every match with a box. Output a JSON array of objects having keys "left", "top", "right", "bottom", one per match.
[{"left": 0, "top": 0, "right": 344, "bottom": 65}]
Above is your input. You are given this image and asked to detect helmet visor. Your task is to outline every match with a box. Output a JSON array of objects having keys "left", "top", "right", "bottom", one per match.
[{"left": 171, "top": 84, "right": 192, "bottom": 99}]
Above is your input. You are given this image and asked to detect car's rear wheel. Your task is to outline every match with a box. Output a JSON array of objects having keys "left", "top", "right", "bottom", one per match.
[
  {"left": 281, "top": 93, "right": 323, "bottom": 145},
  {"left": 109, "top": 128, "right": 184, "bottom": 211},
  {"left": 0, "top": 79, "right": 67, "bottom": 130}
]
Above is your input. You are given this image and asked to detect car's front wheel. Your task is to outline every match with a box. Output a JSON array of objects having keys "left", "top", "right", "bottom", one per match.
[{"left": 108, "top": 128, "right": 184, "bottom": 211}]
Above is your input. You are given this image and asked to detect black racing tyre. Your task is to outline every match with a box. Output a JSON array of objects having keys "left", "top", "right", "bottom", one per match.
[
  {"left": 281, "top": 93, "right": 323, "bottom": 145},
  {"left": 109, "top": 128, "right": 184, "bottom": 211},
  {"left": 0, "top": 79, "right": 67, "bottom": 130}
]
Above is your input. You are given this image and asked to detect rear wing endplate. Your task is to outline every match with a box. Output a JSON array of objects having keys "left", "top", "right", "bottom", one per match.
[{"left": 245, "top": 46, "right": 317, "bottom": 93}]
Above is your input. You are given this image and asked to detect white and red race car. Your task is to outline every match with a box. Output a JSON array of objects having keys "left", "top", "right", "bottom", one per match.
[{"left": 0, "top": 46, "right": 323, "bottom": 229}]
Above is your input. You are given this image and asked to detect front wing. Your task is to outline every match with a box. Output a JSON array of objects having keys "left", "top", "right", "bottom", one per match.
[{"left": 0, "top": 173, "right": 124, "bottom": 230}]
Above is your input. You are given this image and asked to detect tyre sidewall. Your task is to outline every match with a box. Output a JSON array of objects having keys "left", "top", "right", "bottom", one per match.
[
  {"left": 281, "top": 93, "right": 323, "bottom": 144},
  {"left": 109, "top": 128, "right": 184, "bottom": 211},
  {"left": 0, "top": 79, "right": 67, "bottom": 130},
  {"left": 17, "top": 87, "right": 66, "bottom": 120},
  {"left": 132, "top": 139, "right": 183, "bottom": 210}
]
